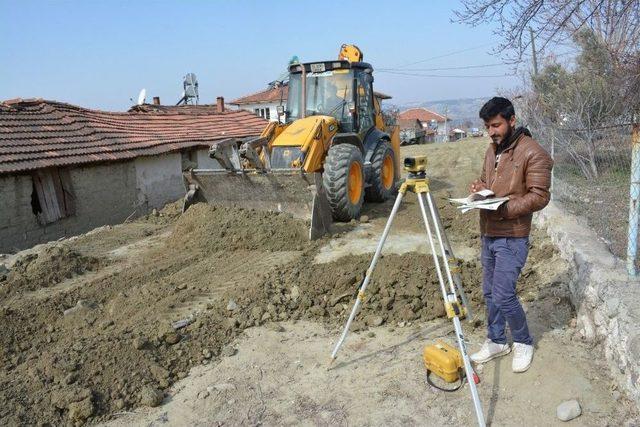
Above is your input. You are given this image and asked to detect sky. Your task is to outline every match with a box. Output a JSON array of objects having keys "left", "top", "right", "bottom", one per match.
[{"left": 0, "top": 0, "right": 527, "bottom": 111}]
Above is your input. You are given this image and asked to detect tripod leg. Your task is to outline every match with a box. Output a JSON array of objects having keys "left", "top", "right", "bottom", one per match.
[
  {"left": 329, "top": 191, "right": 404, "bottom": 363},
  {"left": 416, "top": 193, "right": 450, "bottom": 304},
  {"left": 418, "top": 194, "right": 486, "bottom": 427},
  {"left": 452, "top": 315, "right": 486, "bottom": 427},
  {"left": 425, "top": 192, "right": 473, "bottom": 320},
  {"left": 422, "top": 193, "right": 458, "bottom": 296}
]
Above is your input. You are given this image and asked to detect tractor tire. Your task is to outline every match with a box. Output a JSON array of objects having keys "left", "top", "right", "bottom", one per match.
[
  {"left": 323, "top": 144, "right": 365, "bottom": 221},
  {"left": 365, "top": 141, "right": 396, "bottom": 202}
]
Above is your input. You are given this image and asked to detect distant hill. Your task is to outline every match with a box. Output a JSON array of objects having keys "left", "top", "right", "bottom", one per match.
[{"left": 399, "top": 97, "right": 488, "bottom": 128}]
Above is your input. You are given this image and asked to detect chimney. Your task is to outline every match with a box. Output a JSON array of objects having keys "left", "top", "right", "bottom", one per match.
[
  {"left": 216, "top": 96, "right": 225, "bottom": 113},
  {"left": 153, "top": 96, "right": 161, "bottom": 105}
]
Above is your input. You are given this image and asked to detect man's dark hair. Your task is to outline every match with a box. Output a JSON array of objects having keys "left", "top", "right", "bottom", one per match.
[{"left": 479, "top": 97, "right": 515, "bottom": 121}]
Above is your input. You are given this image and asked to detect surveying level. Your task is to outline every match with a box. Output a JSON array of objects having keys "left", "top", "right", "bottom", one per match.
[
  {"left": 404, "top": 155, "right": 428, "bottom": 173},
  {"left": 329, "top": 155, "right": 486, "bottom": 427}
]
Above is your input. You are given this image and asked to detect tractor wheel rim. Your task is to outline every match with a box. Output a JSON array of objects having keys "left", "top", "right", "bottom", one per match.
[
  {"left": 382, "top": 155, "right": 394, "bottom": 189},
  {"left": 348, "top": 162, "right": 363, "bottom": 204}
]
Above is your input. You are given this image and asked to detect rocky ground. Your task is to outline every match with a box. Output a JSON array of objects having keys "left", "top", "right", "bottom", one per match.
[{"left": 0, "top": 138, "right": 638, "bottom": 426}]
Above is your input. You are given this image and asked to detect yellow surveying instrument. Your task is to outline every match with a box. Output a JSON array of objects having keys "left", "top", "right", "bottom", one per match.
[
  {"left": 329, "top": 155, "right": 486, "bottom": 427},
  {"left": 423, "top": 340, "right": 480, "bottom": 392}
]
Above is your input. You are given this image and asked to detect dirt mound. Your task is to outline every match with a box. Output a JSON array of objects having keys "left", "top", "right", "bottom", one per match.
[
  {"left": 220, "top": 236, "right": 555, "bottom": 330},
  {"left": 0, "top": 205, "right": 312, "bottom": 426},
  {"left": 226, "top": 254, "right": 482, "bottom": 328},
  {"left": 1, "top": 245, "right": 103, "bottom": 295},
  {"left": 0, "top": 201, "right": 562, "bottom": 426},
  {"left": 168, "top": 204, "right": 310, "bottom": 252}
]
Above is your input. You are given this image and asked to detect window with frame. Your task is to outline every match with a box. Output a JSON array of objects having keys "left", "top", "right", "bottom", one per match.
[
  {"left": 265, "top": 107, "right": 270, "bottom": 120},
  {"left": 31, "top": 168, "right": 76, "bottom": 224},
  {"left": 357, "top": 73, "right": 374, "bottom": 133}
]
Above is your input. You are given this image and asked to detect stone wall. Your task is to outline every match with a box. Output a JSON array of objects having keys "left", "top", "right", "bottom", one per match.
[
  {"left": 536, "top": 202, "right": 640, "bottom": 406},
  {"left": 0, "top": 152, "right": 187, "bottom": 253}
]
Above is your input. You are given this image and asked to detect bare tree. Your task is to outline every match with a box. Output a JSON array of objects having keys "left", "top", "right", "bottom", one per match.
[
  {"left": 519, "top": 58, "right": 627, "bottom": 180},
  {"left": 382, "top": 105, "right": 400, "bottom": 127},
  {"left": 454, "top": 0, "right": 640, "bottom": 64}
]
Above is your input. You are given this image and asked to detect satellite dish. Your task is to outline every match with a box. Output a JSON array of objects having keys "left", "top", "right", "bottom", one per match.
[{"left": 137, "top": 88, "right": 147, "bottom": 106}]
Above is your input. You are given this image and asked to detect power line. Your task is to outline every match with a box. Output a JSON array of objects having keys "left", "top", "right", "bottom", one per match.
[
  {"left": 387, "top": 43, "right": 495, "bottom": 69},
  {"left": 380, "top": 44, "right": 580, "bottom": 75},
  {"left": 376, "top": 42, "right": 582, "bottom": 80},
  {"left": 377, "top": 70, "right": 516, "bottom": 78},
  {"left": 379, "top": 62, "right": 505, "bottom": 72}
]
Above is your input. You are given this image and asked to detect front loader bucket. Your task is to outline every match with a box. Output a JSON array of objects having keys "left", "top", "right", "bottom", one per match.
[{"left": 182, "top": 169, "right": 333, "bottom": 240}]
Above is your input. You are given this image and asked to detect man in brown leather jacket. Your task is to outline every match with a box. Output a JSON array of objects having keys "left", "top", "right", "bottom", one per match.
[{"left": 468, "top": 97, "right": 553, "bottom": 373}]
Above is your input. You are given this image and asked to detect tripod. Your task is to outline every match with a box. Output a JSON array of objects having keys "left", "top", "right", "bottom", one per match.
[{"left": 329, "top": 156, "right": 486, "bottom": 427}]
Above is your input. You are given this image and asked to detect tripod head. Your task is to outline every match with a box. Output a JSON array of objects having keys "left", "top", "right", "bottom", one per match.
[{"left": 404, "top": 155, "right": 428, "bottom": 179}]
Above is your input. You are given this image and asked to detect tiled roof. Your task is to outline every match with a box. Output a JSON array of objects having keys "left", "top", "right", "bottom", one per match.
[
  {"left": 230, "top": 84, "right": 392, "bottom": 105},
  {"left": 128, "top": 104, "right": 223, "bottom": 114},
  {"left": 397, "top": 118, "right": 423, "bottom": 129},
  {"left": 230, "top": 86, "right": 287, "bottom": 105},
  {"left": 398, "top": 108, "right": 449, "bottom": 123},
  {"left": 0, "top": 98, "right": 267, "bottom": 175}
]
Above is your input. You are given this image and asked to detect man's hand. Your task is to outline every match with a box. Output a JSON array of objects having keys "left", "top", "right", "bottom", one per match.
[{"left": 470, "top": 179, "right": 487, "bottom": 193}]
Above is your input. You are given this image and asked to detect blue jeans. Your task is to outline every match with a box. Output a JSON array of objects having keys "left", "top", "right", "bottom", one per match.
[{"left": 481, "top": 236, "right": 533, "bottom": 345}]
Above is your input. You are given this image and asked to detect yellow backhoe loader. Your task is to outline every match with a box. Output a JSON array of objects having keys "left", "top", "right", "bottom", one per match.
[{"left": 183, "top": 44, "right": 401, "bottom": 239}]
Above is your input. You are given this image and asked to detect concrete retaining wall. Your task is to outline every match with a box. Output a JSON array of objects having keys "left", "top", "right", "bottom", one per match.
[{"left": 536, "top": 202, "right": 640, "bottom": 406}]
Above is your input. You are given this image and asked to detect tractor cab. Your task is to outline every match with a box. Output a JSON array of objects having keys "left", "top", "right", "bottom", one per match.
[{"left": 284, "top": 61, "right": 376, "bottom": 136}]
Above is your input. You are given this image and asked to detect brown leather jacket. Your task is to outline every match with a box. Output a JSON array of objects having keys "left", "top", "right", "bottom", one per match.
[{"left": 479, "top": 129, "right": 553, "bottom": 237}]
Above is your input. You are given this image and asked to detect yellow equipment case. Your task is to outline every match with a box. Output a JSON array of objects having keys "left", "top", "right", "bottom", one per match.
[{"left": 423, "top": 340, "right": 463, "bottom": 383}]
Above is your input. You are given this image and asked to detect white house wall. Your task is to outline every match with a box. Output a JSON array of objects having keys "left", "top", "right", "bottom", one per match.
[
  {"left": 236, "top": 102, "right": 281, "bottom": 122},
  {"left": 134, "top": 153, "right": 184, "bottom": 211},
  {"left": 196, "top": 149, "right": 222, "bottom": 169}
]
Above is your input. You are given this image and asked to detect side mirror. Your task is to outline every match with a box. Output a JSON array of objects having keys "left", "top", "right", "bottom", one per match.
[{"left": 276, "top": 105, "right": 285, "bottom": 116}]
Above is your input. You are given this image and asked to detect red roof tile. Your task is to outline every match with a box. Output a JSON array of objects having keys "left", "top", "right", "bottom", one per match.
[
  {"left": 398, "top": 108, "right": 449, "bottom": 123},
  {"left": 397, "top": 118, "right": 423, "bottom": 129},
  {"left": 0, "top": 99, "right": 267, "bottom": 174},
  {"left": 128, "top": 104, "right": 224, "bottom": 114},
  {"left": 230, "top": 86, "right": 287, "bottom": 105},
  {"left": 230, "top": 84, "right": 392, "bottom": 105}
]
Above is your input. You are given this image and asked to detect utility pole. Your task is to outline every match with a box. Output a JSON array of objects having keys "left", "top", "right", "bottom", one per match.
[
  {"left": 529, "top": 27, "right": 538, "bottom": 76},
  {"left": 627, "top": 113, "right": 640, "bottom": 278},
  {"left": 443, "top": 107, "right": 449, "bottom": 143}
]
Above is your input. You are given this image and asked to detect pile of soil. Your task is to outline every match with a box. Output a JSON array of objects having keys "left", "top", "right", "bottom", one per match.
[
  {"left": 0, "top": 202, "right": 560, "bottom": 426},
  {"left": 0, "top": 245, "right": 103, "bottom": 295},
  {"left": 229, "top": 254, "right": 483, "bottom": 328},
  {"left": 168, "top": 204, "right": 310, "bottom": 252}
]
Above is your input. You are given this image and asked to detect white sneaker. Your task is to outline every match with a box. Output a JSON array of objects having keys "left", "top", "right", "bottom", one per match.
[
  {"left": 512, "top": 343, "right": 534, "bottom": 373},
  {"left": 470, "top": 339, "right": 511, "bottom": 364}
]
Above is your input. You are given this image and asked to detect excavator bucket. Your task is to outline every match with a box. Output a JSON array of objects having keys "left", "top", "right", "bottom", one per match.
[{"left": 182, "top": 140, "right": 333, "bottom": 240}]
